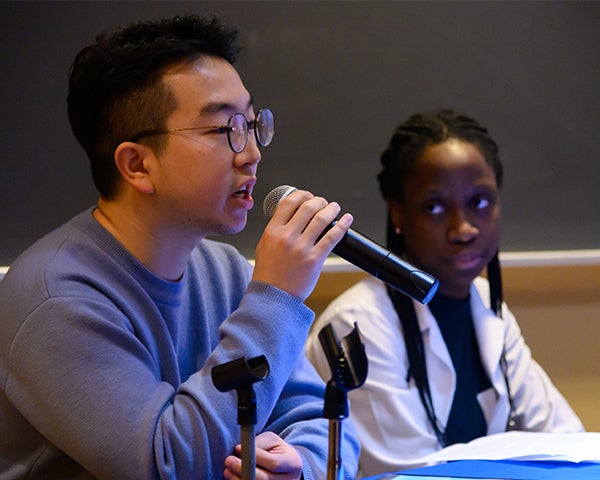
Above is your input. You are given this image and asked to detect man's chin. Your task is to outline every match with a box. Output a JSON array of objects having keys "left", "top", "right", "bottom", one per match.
[{"left": 211, "top": 220, "right": 248, "bottom": 238}]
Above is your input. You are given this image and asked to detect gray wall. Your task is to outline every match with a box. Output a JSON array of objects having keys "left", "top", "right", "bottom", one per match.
[{"left": 2, "top": 1, "right": 599, "bottom": 264}]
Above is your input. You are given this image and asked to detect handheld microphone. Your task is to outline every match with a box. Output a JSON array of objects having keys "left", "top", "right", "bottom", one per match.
[{"left": 263, "top": 185, "right": 439, "bottom": 304}]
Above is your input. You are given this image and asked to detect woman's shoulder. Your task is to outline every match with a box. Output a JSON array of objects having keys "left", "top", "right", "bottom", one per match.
[
  {"left": 315, "top": 276, "right": 394, "bottom": 333},
  {"left": 327, "top": 276, "right": 388, "bottom": 310}
]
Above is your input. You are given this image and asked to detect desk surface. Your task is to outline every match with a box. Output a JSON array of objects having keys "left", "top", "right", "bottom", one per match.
[{"left": 366, "top": 459, "right": 600, "bottom": 480}]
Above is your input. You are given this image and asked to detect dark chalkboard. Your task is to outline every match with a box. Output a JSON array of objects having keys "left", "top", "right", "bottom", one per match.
[{"left": 2, "top": 1, "right": 599, "bottom": 265}]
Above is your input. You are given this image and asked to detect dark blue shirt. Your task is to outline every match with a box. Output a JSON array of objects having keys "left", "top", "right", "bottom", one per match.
[{"left": 429, "top": 293, "right": 492, "bottom": 445}]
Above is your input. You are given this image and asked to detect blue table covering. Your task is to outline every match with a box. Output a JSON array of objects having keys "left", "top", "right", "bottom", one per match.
[{"left": 365, "top": 459, "right": 600, "bottom": 480}]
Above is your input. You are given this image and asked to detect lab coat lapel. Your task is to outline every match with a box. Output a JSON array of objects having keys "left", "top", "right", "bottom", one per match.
[
  {"left": 414, "top": 301, "right": 455, "bottom": 425},
  {"left": 470, "top": 279, "right": 511, "bottom": 432}
]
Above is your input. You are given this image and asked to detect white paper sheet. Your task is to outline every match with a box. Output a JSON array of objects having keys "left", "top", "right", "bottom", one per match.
[{"left": 416, "top": 431, "right": 600, "bottom": 464}]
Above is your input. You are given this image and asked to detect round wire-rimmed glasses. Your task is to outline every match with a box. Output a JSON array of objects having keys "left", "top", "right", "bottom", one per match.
[{"left": 129, "top": 108, "right": 274, "bottom": 153}]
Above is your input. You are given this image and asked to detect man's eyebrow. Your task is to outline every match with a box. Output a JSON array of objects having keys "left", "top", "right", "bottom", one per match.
[{"left": 200, "top": 98, "right": 255, "bottom": 116}]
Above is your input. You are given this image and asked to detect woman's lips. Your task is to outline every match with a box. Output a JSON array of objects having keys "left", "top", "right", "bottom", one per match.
[{"left": 451, "top": 253, "right": 484, "bottom": 270}]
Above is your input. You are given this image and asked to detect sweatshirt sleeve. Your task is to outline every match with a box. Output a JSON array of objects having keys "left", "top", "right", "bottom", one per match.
[{"left": 3, "top": 277, "right": 353, "bottom": 479}]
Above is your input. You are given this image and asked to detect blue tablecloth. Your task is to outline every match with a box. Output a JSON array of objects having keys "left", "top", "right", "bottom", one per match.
[{"left": 365, "top": 459, "right": 600, "bottom": 480}]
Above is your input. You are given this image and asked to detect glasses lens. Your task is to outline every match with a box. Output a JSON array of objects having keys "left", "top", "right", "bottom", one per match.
[
  {"left": 256, "top": 109, "right": 274, "bottom": 147},
  {"left": 228, "top": 113, "right": 248, "bottom": 153}
]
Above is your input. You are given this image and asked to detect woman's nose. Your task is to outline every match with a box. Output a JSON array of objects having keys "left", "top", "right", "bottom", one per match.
[{"left": 447, "top": 211, "right": 478, "bottom": 243}]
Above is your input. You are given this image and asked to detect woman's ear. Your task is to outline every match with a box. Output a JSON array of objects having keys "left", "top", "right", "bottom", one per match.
[
  {"left": 113, "top": 142, "right": 156, "bottom": 195},
  {"left": 389, "top": 199, "right": 404, "bottom": 235}
]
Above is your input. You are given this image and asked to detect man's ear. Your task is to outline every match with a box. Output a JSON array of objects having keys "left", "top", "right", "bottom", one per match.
[{"left": 113, "top": 142, "right": 156, "bottom": 194}]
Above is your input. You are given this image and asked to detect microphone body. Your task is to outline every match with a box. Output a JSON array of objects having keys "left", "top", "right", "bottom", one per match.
[{"left": 263, "top": 185, "right": 439, "bottom": 304}]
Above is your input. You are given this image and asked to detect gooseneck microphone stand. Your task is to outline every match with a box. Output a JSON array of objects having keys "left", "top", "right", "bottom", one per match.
[
  {"left": 211, "top": 355, "right": 270, "bottom": 480},
  {"left": 318, "top": 323, "right": 368, "bottom": 480}
]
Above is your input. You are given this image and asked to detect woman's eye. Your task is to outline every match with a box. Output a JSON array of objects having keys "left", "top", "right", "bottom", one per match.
[
  {"left": 472, "top": 195, "right": 491, "bottom": 210},
  {"left": 425, "top": 202, "right": 444, "bottom": 215}
]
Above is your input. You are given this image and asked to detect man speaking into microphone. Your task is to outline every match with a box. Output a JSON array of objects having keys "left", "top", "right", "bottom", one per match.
[{"left": 0, "top": 13, "right": 360, "bottom": 480}]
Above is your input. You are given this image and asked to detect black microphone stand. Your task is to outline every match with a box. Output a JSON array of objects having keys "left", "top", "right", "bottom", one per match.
[
  {"left": 211, "top": 355, "right": 270, "bottom": 480},
  {"left": 318, "top": 323, "right": 368, "bottom": 480}
]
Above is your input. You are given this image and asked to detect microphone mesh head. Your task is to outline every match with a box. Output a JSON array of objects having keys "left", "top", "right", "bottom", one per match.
[{"left": 263, "top": 185, "right": 297, "bottom": 218}]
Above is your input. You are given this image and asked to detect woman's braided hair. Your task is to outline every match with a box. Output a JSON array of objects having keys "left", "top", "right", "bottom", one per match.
[{"left": 379, "top": 111, "right": 507, "bottom": 445}]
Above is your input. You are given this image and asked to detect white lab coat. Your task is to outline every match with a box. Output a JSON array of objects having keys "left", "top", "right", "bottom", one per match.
[{"left": 306, "top": 276, "right": 584, "bottom": 478}]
